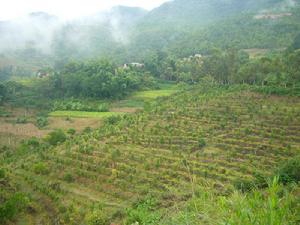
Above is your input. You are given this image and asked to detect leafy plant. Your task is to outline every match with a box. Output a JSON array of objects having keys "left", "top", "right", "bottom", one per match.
[
  {"left": 45, "top": 129, "right": 66, "bottom": 146},
  {"left": 33, "top": 162, "right": 49, "bottom": 175},
  {"left": 277, "top": 157, "right": 300, "bottom": 184},
  {"left": 63, "top": 172, "right": 74, "bottom": 183},
  {"left": 0, "top": 193, "right": 29, "bottom": 223},
  {"left": 85, "top": 210, "right": 109, "bottom": 225},
  {"left": 67, "top": 128, "right": 76, "bottom": 135},
  {"left": 36, "top": 116, "right": 49, "bottom": 128},
  {"left": 0, "top": 168, "right": 6, "bottom": 179},
  {"left": 198, "top": 138, "right": 206, "bottom": 149},
  {"left": 16, "top": 116, "right": 28, "bottom": 124},
  {"left": 125, "top": 198, "right": 160, "bottom": 225},
  {"left": 105, "top": 115, "right": 122, "bottom": 125}
]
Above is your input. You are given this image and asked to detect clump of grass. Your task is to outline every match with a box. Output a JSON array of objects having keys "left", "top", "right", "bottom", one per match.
[
  {"left": 162, "top": 177, "right": 299, "bottom": 225},
  {"left": 276, "top": 157, "right": 300, "bottom": 184},
  {"left": 0, "top": 193, "right": 29, "bottom": 224},
  {"left": 198, "top": 138, "right": 206, "bottom": 149},
  {"left": 16, "top": 116, "right": 28, "bottom": 124},
  {"left": 33, "top": 162, "right": 49, "bottom": 175},
  {"left": 67, "top": 128, "right": 76, "bottom": 135},
  {"left": 63, "top": 172, "right": 74, "bottom": 183},
  {"left": 125, "top": 198, "right": 161, "bottom": 225},
  {"left": 225, "top": 177, "right": 299, "bottom": 225}
]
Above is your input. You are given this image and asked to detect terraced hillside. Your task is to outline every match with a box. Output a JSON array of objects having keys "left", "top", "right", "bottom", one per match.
[{"left": 2, "top": 86, "right": 300, "bottom": 224}]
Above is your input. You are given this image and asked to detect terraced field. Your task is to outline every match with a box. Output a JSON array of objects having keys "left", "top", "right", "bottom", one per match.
[{"left": 2, "top": 86, "right": 300, "bottom": 224}]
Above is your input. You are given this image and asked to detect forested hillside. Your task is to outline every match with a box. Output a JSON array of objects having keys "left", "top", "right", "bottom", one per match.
[{"left": 0, "top": 0, "right": 299, "bottom": 76}]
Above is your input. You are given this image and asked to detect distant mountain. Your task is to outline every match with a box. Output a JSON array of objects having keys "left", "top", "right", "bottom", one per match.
[
  {"left": 138, "top": 0, "right": 284, "bottom": 28},
  {"left": 125, "top": 0, "right": 300, "bottom": 60},
  {"left": 1, "top": 0, "right": 300, "bottom": 73}
]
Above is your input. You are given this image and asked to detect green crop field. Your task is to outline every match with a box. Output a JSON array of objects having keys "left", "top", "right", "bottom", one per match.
[
  {"left": 131, "top": 89, "right": 178, "bottom": 99},
  {"left": 2, "top": 86, "right": 299, "bottom": 224},
  {"left": 132, "top": 84, "right": 179, "bottom": 100},
  {"left": 49, "top": 111, "right": 124, "bottom": 118}
]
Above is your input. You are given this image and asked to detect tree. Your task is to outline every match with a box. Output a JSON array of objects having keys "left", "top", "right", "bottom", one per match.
[{"left": 0, "top": 83, "right": 7, "bottom": 104}]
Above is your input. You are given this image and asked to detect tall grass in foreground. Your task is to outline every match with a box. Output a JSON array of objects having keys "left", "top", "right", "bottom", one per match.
[{"left": 163, "top": 177, "right": 299, "bottom": 225}]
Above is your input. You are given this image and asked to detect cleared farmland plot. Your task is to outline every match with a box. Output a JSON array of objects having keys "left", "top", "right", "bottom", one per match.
[
  {"left": 3, "top": 87, "right": 300, "bottom": 224},
  {"left": 49, "top": 111, "right": 124, "bottom": 118},
  {"left": 131, "top": 89, "right": 178, "bottom": 100}
]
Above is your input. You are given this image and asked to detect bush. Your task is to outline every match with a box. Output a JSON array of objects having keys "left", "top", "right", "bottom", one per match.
[
  {"left": 106, "top": 115, "right": 122, "bottom": 125},
  {"left": 63, "top": 172, "right": 74, "bottom": 183},
  {"left": 36, "top": 116, "right": 49, "bottom": 128},
  {"left": 16, "top": 117, "right": 28, "bottom": 124},
  {"left": 67, "top": 128, "right": 76, "bottom": 135},
  {"left": 125, "top": 198, "right": 160, "bottom": 225},
  {"left": 277, "top": 157, "right": 300, "bottom": 184},
  {"left": 233, "top": 178, "right": 255, "bottom": 192},
  {"left": 83, "top": 127, "right": 92, "bottom": 133},
  {"left": 0, "top": 193, "right": 29, "bottom": 223},
  {"left": 0, "top": 168, "right": 5, "bottom": 179},
  {"left": 45, "top": 129, "right": 66, "bottom": 146},
  {"left": 198, "top": 138, "right": 206, "bottom": 149},
  {"left": 33, "top": 162, "right": 49, "bottom": 175},
  {"left": 0, "top": 109, "right": 11, "bottom": 117},
  {"left": 97, "top": 103, "right": 109, "bottom": 112},
  {"left": 85, "top": 210, "right": 109, "bottom": 225},
  {"left": 25, "top": 137, "right": 40, "bottom": 148}
]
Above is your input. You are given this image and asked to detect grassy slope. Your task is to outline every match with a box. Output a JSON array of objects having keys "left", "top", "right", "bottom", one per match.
[{"left": 2, "top": 85, "right": 300, "bottom": 224}]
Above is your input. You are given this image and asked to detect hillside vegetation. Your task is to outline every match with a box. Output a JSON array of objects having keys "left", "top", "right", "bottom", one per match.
[
  {"left": 1, "top": 85, "right": 299, "bottom": 224},
  {"left": 0, "top": 0, "right": 300, "bottom": 224},
  {"left": 1, "top": 0, "right": 300, "bottom": 72}
]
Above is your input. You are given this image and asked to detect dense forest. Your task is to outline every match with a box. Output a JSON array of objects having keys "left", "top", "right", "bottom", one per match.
[{"left": 1, "top": 41, "right": 300, "bottom": 108}]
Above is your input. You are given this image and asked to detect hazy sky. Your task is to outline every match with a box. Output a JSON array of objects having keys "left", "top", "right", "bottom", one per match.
[{"left": 0, "top": 0, "right": 170, "bottom": 20}]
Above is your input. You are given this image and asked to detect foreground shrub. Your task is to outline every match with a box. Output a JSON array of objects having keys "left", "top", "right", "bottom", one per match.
[
  {"left": 277, "top": 157, "right": 300, "bottom": 184},
  {"left": 0, "top": 193, "right": 29, "bottom": 223},
  {"left": 226, "top": 177, "right": 299, "bottom": 225},
  {"left": 85, "top": 210, "right": 109, "bottom": 225},
  {"left": 125, "top": 198, "right": 160, "bottom": 225},
  {"left": 45, "top": 129, "right": 66, "bottom": 146},
  {"left": 163, "top": 177, "right": 299, "bottom": 225}
]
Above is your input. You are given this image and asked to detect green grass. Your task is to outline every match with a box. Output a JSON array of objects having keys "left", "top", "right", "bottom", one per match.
[
  {"left": 49, "top": 111, "right": 123, "bottom": 118},
  {"left": 132, "top": 89, "right": 178, "bottom": 99},
  {"left": 113, "top": 83, "right": 180, "bottom": 108}
]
